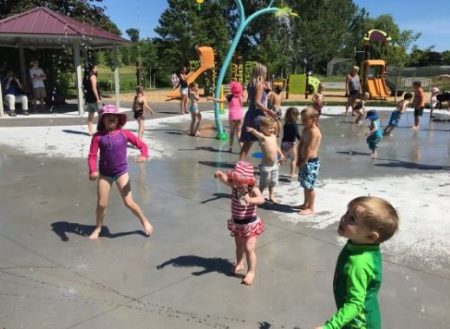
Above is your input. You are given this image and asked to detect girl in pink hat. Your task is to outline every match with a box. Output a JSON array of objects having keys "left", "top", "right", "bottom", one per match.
[
  {"left": 87, "top": 104, "right": 153, "bottom": 239},
  {"left": 208, "top": 81, "right": 244, "bottom": 152},
  {"left": 214, "top": 161, "right": 265, "bottom": 285}
]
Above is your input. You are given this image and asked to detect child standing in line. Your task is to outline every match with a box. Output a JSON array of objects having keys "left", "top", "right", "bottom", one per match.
[
  {"left": 267, "top": 84, "right": 283, "bottom": 136},
  {"left": 383, "top": 92, "right": 413, "bottom": 137},
  {"left": 133, "top": 86, "right": 156, "bottom": 140},
  {"left": 297, "top": 107, "right": 321, "bottom": 215},
  {"left": 214, "top": 161, "right": 265, "bottom": 285},
  {"left": 429, "top": 87, "right": 440, "bottom": 118},
  {"left": 365, "top": 110, "right": 383, "bottom": 159},
  {"left": 247, "top": 117, "right": 285, "bottom": 204},
  {"left": 314, "top": 196, "right": 399, "bottom": 329},
  {"left": 352, "top": 91, "right": 369, "bottom": 124},
  {"left": 412, "top": 80, "right": 425, "bottom": 129},
  {"left": 312, "top": 83, "right": 324, "bottom": 122},
  {"left": 87, "top": 105, "right": 153, "bottom": 240},
  {"left": 207, "top": 81, "right": 244, "bottom": 152},
  {"left": 188, "top": 82, "right": 202, "bottom": 136},
  {"left": 281, "top": 107, "right": 301, "bottom": 178}
]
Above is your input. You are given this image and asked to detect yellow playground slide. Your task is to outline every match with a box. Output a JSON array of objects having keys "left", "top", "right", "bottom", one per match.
[
  {"left": 167, "top": 46, "right": 215, "bottom": 100},
  {"left": 366, "top": 77, "right": 389, "bottom": 100}
]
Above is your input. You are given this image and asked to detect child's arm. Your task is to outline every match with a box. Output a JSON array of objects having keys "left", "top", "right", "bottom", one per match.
[
  {"left": 214, "top": 170, "right": 233, "bottom": 187},
  {"left": 207, "top": 96, "right": 226, "bottom": 103},
  {"left": 317, "top": 265, "right": 370, "bottom": 329},
  {"left": 122, "top": 129, "right": 149, "bottom": 162},
  {"left": 87, "top": 134, "right": 100, "bottom": 180},
  {"left": 143, "top": 97, "right": 156, "bottom": 116},
  {"left": 243, "top": 186, "right": 265, "bottom": 205},
  {"left": 277, "top": 145, "right": 286, "bottom": 163},
  {"left": 246, "top": 126, "right": 266, "bottom": 142}
]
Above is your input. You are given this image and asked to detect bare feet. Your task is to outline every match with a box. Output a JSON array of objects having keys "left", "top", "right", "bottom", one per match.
[
  {"left": 370, "top": 153, "right": 378, "bottom": 159},
  {"left": 298, "top": 208, "right": 315, "bottom": 215},
  {"left": 195, "top": 131, "right": 202, "bottom": 137},
  {"left": 295, "top": 204, "right": 306, "bottom": 210},
  {"left": 232, "top": 263, "right": 245, "bottom": 275},
  {"left": 242, "top": 271, "right": 255, "bottom": 285},
  {"left": 269, "top": 196, "right": 278, "bottom": 204},
  {"left": 142, "top": 220, "right": 154, "bottom": 236},
  {"left": 88, "top": 227, "right": 101, "bottom": 240}
]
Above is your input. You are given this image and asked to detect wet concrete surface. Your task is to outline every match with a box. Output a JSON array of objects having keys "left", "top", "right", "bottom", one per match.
[{"left": 0, "top": 103, "right": 449, "bottom": 328}]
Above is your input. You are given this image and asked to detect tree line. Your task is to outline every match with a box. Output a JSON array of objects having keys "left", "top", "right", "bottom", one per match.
[{"left": 1, "top": 0, "right": 448, "bottom": 91}]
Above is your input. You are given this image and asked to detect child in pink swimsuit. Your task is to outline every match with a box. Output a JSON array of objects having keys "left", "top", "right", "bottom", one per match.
[
  {"left": 208, "top": 81, "right": 244, "bottom": 152},
  {"left": 214, "top": 161, "right": 265, "bottom": 285}
]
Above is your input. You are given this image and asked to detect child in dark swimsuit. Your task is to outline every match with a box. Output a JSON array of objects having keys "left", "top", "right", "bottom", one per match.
[{"left": 132, "top": 86, "right": 155, "bottom": 140}]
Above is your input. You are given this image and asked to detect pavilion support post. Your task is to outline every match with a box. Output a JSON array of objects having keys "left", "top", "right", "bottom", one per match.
[
  {"left": 19, "top": 45, "right": 27, "bottom": 90},
  {"left": 73, "top": 43, "right": 84, "bottom": 116},
  {"left": 113, "top": 46, "right": 120, "bottom": 108}
]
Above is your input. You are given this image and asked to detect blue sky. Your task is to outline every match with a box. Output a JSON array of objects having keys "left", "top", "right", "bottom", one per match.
[{"left": 104, "top": 0, "right": 450, "bottom": 52}]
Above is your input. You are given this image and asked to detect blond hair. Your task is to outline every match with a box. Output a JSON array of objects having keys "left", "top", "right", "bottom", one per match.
[
  {"left": 259, "top": 116, "right": 276, "bottom": 129},
  {"left": 301, "top": 106, "right": 319, "bottom": 120},
  {"left": 250, "top": 63, "right": 267, "bottom": 87},
  {"left": 348, "top": 196, "right": 399, "bottom": 243}
]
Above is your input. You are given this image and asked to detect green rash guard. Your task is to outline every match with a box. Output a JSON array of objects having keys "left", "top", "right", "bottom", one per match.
[{"left": 323, "top": 241, "right": 382, "bottom": 329}]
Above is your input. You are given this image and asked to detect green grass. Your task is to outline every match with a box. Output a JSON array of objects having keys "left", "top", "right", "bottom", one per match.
[{"left": 96, "top": 64, "right": 139, "bottom": 92}]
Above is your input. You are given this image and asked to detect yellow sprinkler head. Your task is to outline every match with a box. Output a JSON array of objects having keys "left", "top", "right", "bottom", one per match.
[
  {"left": 275, "top": 7, "right": 298, "bottom": 18},
  {"left": 196, "top": 0, "right": 205, "bottom": 10}
]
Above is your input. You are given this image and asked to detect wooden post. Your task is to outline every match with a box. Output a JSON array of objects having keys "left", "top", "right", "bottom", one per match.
[
  {"left": 113, "top": 46, "right": 120, "bottom": 108},
  {"left": 73, "top": 42, "right": 84, "bottom": 116}
]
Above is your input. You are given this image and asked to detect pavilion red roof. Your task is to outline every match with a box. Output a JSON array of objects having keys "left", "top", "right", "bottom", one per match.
[{"left": 0, "top": 6, "right": 128, "bottom": 46}]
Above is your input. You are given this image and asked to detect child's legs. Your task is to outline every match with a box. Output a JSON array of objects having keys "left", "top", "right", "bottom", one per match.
[
  {"left": 242, "top": 236, "right": 257, "bottom": 284},
  {"left": 304, "top": 188, "right": 316, "bottom": 210},
  {"left": 89, "top": 176, "right": 112, "bottom": 239},
  {"left": 87, "top": 111, "right": 95, "bottom": 134},
  {"left": 288, "top": 146, "right": 297, "bottom": 176},
  {"left": 190, "top": 112, "right": 196, "bottom": 134},
  {"left": 137, "top": 117, "right": 145, "bottom": 139},
  {"left": 116, "top": 173, "right": 152, "bottom": 234},
  {"left": 229, "top": 120, "right": 239, "bottom": 148},
  {"left": 234, "top": 237, "right": 246, "bottom": 271},
  {"left": 234, "top": 119, "right": 242, "bottom": 140},
  {"left": 193, "top": 112, "right": 202, "bottom": 133}
]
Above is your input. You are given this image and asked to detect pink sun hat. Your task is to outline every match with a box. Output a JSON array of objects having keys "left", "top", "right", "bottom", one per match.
[
  {"left": 99, "top": 104, "right": 127, "bottom": 127},
  {"left": 226, "top": 160, "right": 256, "bottom": 186},
  {"left": 230, "top": 81, "right": 243, "bottom": 96}
]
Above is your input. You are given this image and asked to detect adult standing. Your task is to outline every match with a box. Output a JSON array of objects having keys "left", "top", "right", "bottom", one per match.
[
  {"left": 2, "top": 70, "right": 29, "bottom": 116},
  {"left": 239, "top": 63, "right": 276, "bottom": 161},
  {"left": 29, "top": 60, "right": 47, "bottom": 112},
  {"left": 412, "top": 80, "right": 425, "bottom": 129},
  {"left": 177, "top": 66, "right": 189, "bottom": 114},
  {"left": 83, "top": 64, "right": 102, "bottom": 136},
  {"left": 345, "top": 66, "right": 361, "bottom": 116}
]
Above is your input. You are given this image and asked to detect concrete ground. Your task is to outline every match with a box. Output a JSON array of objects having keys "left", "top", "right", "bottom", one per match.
[{"left": 0, "top": 102, "right": 449, "bottom": 329}]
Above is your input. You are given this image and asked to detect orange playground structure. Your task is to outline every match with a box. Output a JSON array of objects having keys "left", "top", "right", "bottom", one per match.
[
  {"left": 364, "top": 59, "right": 389, "bottom": 100},
  {"left": 167, "top": 46, "right": 215, "bottom": 100}
]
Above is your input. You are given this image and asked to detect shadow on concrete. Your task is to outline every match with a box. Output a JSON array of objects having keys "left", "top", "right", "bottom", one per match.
[
  {"left": 198, "top": 161, "right": 236, "bottom": 169},
  {"left": 156, "top": 255, "right": 235, "bottom": 277},
  {"left": 51, "top": 221, "right": 147, "bottom": 241},
  {"left": 375, "top": 160, "right": 450, "bottom": 171},
  {"left": 258, "top": 201, "right": 297, "bottom": 213},
  {"left": 62, "top": 129, "right": 90, "bottom": 136},
  {"left": 200, "top": 193, "right": 231, "bottom": 204},
  {"left": 179, "top": 146, "right": 224, "bottom": 153},
  {"left": 336, "top": 150, "right": 372, "bottom": 156}
]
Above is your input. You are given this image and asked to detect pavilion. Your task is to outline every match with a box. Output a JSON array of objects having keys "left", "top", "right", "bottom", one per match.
[{"left": 0, "top": 7, "right": 130, "bottom": 116}]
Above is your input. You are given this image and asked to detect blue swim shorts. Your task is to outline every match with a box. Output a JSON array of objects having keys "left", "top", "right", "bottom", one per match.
[{"left": 299, "top": 158, "right": 320, "bottom": 190}]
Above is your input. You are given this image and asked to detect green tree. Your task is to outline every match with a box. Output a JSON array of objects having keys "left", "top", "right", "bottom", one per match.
[{"left": 153, "top": 0, "right": 229, "bottom": 84}]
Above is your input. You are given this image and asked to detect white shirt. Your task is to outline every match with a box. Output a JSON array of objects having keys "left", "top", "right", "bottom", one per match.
[{"left": 29, "top": 67, "right": 45, "bottom": 88}]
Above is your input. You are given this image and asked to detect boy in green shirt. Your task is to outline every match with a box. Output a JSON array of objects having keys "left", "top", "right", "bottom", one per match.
[{"left": 315, "top": 196, "right": 399, "bottom": 329}]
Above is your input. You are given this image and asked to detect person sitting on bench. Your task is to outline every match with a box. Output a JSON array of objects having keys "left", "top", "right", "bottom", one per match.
[{"left": 2, "top": 70, "right": 29, "bottom": 116}]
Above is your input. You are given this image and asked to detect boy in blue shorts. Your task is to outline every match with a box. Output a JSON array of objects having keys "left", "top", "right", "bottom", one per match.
[
  {"left": 365, "top": 110, "right": 383, "bottom": 159},
  {"left": 297, "top": 107, "right": 322, "bottom": 215},
  {"left": 314, "top": 196, "right": 399, "bottom": 329},
  {"left": 383, "top": 92, "right": 413, "bottom": 136}
]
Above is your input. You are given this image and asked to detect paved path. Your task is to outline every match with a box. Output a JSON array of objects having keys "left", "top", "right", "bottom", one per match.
[{"left": 0, "top": 103, "right": 449, "bottom": 329}]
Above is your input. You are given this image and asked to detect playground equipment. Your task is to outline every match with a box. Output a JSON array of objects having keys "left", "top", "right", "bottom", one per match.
[
  {"left": 361, "top": 29, "right": 392, "bottom": 100},
  {"left": 167, "top": 46, "right": 215, "bottom": 100},
  {"left": 364, "top": 59, "right": 389, "bottom": 100},
  {"left": 287, "top": 74, "right": 320, "bottom": 96}
]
